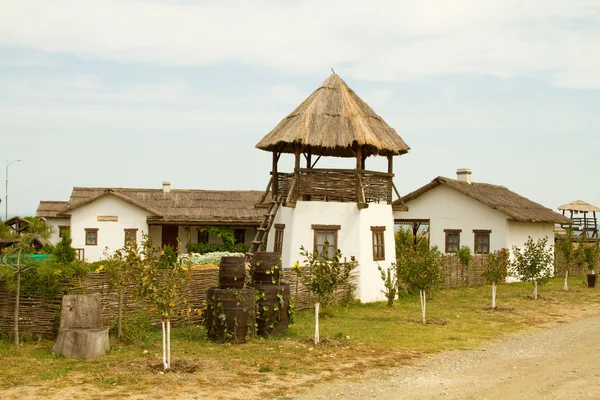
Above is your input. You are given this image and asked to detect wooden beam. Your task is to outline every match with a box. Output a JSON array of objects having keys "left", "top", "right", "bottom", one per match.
[
  {"left": 272, "top": 151, "right": 279, "bottom": 199},
  {"left": 387, "top": 154, "right": 393, "bottom": 174}
]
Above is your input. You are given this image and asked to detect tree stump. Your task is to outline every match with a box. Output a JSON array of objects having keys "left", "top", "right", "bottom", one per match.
[{"left": 52, "top": 294, "right": 109, "bottom": 359}]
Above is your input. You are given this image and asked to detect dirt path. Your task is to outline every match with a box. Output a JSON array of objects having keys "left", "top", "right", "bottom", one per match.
[{"left": 289, "top": 315, "right": 600, "bottom": 400}]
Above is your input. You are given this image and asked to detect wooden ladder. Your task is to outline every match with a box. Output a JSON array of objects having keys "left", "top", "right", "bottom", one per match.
[{"left": 248, "top": 195, "right": 283, "bottom": 255}]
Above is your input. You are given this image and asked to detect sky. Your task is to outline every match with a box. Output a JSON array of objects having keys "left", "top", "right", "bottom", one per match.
[{"left": 1, "top": 0, "right": 599, "bottom": 219}]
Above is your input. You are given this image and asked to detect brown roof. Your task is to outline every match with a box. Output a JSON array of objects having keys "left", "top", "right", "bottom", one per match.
[
  {"left": 256, "top": 73, "right": 410, "bottom": 158},
  {"left": 558, "top": 200, "right": 600, "bottom": 213},
  {"left": 56, "top": 187, "right": 265, "bottom": 226},
  {"left": 36, "top": 201, "right": 69, "bottom": 218},
  {"left": 397, "top": 177, "right": 570, "bottom": 224}
]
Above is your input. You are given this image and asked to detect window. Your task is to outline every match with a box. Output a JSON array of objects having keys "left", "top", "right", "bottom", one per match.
[
  {"left": 124, "top": 229, "right": 137, "bottom": 246},
  {"left": 474, "top": 230, "right": 491, "bottom": 254},
  {"left": 198, "top": 229, "right": 209, "bottom": 244},
  {"left": 234, "top": 229, "right": 245, "bottom": 245},
  {"left": 85, "top": 228, "right": 98, "bottom": 246},
  {"left": 59, "top": 226, "right": 70, "bottom": 238},
  {"left": 444, "top": 229, "right": 461, "bottom": 253},
  {"left": 312, "top": 224, "right": 340, "bottom": 258},
  {"left": 371, "top": 226, "right": 385, "bottom": 261},
  {"left": 274, "top": 224, "right": 285, "bottom": 254}
]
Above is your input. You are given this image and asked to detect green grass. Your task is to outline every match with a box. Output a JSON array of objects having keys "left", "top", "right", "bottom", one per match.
[{"left": 0, "top": 276, "right": 599, "bottom": 399}]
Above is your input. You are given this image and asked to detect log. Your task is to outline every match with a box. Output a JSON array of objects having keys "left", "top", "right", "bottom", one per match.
[
  {"left": 52, "top": 327, "right": 109, "bottom": 359},
  {"left": 59, "top": 294, "right": 103, "bottom": 329}
]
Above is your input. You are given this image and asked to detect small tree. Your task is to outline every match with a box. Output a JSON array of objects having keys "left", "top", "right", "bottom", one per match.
[
  {"left": 378, "top": 264, "right": 397, "bottom": 307},
  {"left": 576, "top": 241, "right": 600, "bottom": 275},
  {"left": 53, "top": 231, "right": 77, "bottom": 263},
  {"left": 555, "top": 228, "right": 574, "bottom": 290},
  {"left": 0, "top": 234, "right": 36, "bottom": 352},
  {"left": 481, "top": 249, "right": 509, "bottom": 309},
  {"left": 126, "top": 239, "right": 190, "bottom": 370},
  {"left": 396, "top": 241, "right": 442, "bottom": 323},
  {"left": 294, "top": 245, "right": 356, "bottom": 344},
  {"left": 510, "top": 236, "right": 553, "bottom": 300}
]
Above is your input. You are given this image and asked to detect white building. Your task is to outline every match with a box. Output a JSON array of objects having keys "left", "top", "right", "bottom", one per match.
[
  {"left": 254, "top": 73, "right": 410, "bottom": 303},
  {"left": 393, "top": 169, "right": 570, "bottom": 260},
  {"left": 36, "top": 183, "right": 264, "bottom": 262}
]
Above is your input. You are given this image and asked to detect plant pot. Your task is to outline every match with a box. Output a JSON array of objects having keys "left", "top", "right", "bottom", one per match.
[{"left": 587, "top": 273, "right": 596, "bottom": 288}]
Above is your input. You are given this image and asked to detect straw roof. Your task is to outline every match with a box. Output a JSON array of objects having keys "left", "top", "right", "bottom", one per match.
[
  {"left": 558, "top": 200, "right": 600, "bottom": 213},
  {"left": 256, "top": 73, "right": 410, "bottom": 158},
  {"left": 398, "top": 177, "right": 570, "bottom": 224},
  {"left": 36, "top": 201, "right": 69, "bottom": 218},
  {"left": 55, "top": 187, "right": 265, "bottom": 226}
]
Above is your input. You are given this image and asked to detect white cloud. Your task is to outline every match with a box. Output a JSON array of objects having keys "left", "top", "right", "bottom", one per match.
[{"left": 1, "top": 0, "right": 599, "bottom": 88}]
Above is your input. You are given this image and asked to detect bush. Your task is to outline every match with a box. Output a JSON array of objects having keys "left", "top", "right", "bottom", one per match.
[
  {"left": 110, "top": 310, "right": 153, "bottom": 344},
  {"left": 179, "top": 251, "right": 245, "bottom": 267},
  {"left": 185, "top": 242, "right": 249, "bottom": 255}
]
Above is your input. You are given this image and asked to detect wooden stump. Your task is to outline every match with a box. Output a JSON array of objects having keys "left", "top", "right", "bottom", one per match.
[{"left": 52, "top": 294, "right": 109, "bottom": 359}]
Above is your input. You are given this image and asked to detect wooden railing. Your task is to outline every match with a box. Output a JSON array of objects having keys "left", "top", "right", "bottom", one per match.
[{"left": 276, "top": 168, "right": 393, "bottom": 206}]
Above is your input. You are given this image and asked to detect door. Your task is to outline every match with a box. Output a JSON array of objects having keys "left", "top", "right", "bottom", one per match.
[{"left": 162, "top": 225, "right": 179, "bottom": 250}]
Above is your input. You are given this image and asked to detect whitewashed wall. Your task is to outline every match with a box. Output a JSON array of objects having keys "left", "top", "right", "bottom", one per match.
[
  {"left": 394, "top": 185, "right": 510, "bottom": 254},
  {"left": 45, "top": 217, "right": 70, "bottom": 245},
  {"left": 68, "top": 195, "right": 153, "bottom": 262},
  {"left": 268, "top": 201, "right": 395, "bottom": 303},
  {"left": 507, "top": 221, "right": 556, "bottom": 278}
]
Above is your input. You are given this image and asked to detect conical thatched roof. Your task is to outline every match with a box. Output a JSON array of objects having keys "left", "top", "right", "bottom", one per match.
[
  {"left": 256, "top": 73, "right": 410, "bottom": 158},
  {"left": 558, "top": 200, "right": 600, "bottom": 213}
]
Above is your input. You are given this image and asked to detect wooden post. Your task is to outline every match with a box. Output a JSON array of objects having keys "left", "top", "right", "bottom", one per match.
[
  {"left": 361, "top": 149, "right": 367, "bottom": 171},
  {"left": 306, "top": 146, "right": 312, "bottom": 169},
  {"left": 387, "top": 154, "right": 393, "bottom": 203},
  {"left": 272, "top": 151, "right": 279, "bottom": 199},
  {"left": 294, "top": 146, "right": 301, "bottom": 171},
  {"left": 387, "top": 154, "right": 393, "bottom": 174}
]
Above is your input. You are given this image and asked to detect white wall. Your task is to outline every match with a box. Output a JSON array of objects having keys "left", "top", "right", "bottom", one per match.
[
  {"left": 394, "top": 185, "right": 510, "bottom": 254},
  {"left": 68, "top": 195, "right": 153, "bottom": 262},
  {"left": 268, "top": 201, "right": 395, "bottom": 303},
  {"left": 507, "top": 221, "right": 556, "bottom": 276},
  {"left": 45, "top": 217, "right": 70, "bottom": 245}
]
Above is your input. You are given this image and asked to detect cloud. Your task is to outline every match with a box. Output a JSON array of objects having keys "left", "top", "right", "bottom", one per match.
[{"left": 1, "top": 0, "right": 599, "bottom": 88}]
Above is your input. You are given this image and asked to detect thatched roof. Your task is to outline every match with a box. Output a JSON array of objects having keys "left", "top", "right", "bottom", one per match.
[
  {"left": 36, "top": 201, "right": 69, "bottom": 218},
  {"left": 397, "top": 177, "right": 570, "bottom": 224},
  {"left": 558, "top": 200, "right": 600, "bottom": 213},
  {"left": 256, "top": 73, "right": 410, "bottom": 158},
  {"left": 56, "top": 187, "right": 264, "bottom": 226}
]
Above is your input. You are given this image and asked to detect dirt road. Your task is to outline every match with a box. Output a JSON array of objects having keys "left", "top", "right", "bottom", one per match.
[{"left": 291, "top": 315, "right": 600, "bottom": 400}]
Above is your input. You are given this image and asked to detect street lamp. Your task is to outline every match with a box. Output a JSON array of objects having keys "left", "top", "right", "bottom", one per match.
[{"left": 5, "top": 159, "right": 23, "bottom": 222}]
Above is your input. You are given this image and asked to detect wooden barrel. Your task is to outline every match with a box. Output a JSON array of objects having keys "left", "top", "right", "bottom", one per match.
[
  {"left": 219, "top": 256, "right": 247, "bottom": 289},
  {"left": 205, "top": 288, "right": 256, "bottom": 344},
  {"left": 254, "top": 284, "right": 290, "bottom": 337},
  {"left": 251, "top": 252, "right": 281, "bottom": 285}
]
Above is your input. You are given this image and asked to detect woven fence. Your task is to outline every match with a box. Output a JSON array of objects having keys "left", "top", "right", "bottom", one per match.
[
  {"left": 439, "top": 254, "right": 490, "bottom": 288},
  {"left": 0, "top": 265, "right": 356, "bottom": 337}
]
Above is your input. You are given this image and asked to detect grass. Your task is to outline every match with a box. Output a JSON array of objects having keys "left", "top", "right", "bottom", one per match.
[{"left": 1, "top": 276, "right": 599, "bottom": 399}]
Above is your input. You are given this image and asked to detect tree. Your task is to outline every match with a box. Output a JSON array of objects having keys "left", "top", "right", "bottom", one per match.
[
  {"left": 378, "top": 264, "right": 397, "bottom": 307},
  {"left": 481, "top": 249, "right": 509, "bottom": 309},
  {"left": 0, "top": 233, "right": 36, "bottom": 352},
  {"left": 510, "top": 236, "right": 553, "bottom": 300},
  {"left": 555, "top": 228, "right": 574, "bottom": 290},
  {"left": 23, "top": 217, "right": 53, "bottom": 239},
  {"left": 53, "top": 231, "right": 77, "bottom": 263},
  {"left": 396, "top": 240, "right": 442, "bottom": 323},
  {"left": 126, "top": 238, "right": 190, "bottom": 370},
  {"left": 575, "top": 240, "right": 600, "bottom": 275},
  {"left": 294, "top": 245, "right": 357, "bottom": 344}
]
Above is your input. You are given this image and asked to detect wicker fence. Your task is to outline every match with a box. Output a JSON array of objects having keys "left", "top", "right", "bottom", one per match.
[
  {"left": 0, "top": 265, "right": 356, "bottom": 337},
  {"left": 439, "top": 254, "right": 489, "bottom": 288}
]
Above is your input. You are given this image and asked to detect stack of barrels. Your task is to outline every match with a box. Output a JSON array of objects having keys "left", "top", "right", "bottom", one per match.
[
  {"left": 251, "top": 252, "right": 291, "bottom": 337},
  {"left": 205, "top": 252, "right": 291, "bottom": 344},
  {"left": 205, "top": 256, "right": 255, "bottom": 344}
]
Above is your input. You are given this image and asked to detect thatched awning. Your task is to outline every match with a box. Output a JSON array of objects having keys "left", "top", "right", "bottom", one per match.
[
  {"left": 36, "top": 201, "right": 69, "bottom": 218},
  {"left": 256, "top": 73, "right": 410, "bottom": 158},
  {"left": 558, "top": 200, "right": 600, "bottom": 213}
]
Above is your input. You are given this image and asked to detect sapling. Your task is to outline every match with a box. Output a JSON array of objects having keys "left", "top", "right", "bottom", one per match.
[
  {"left": 510, "top": 237, "right": 553, "bottom": 300},
  {"left": 378, "top": 264, "right": 397, "bottom": 307},
  {"left": 481, "top": 249, "right": 509, "bottom": 309},
  {"left": 555, "top": 228, "right": 574, "bottom": 290}
]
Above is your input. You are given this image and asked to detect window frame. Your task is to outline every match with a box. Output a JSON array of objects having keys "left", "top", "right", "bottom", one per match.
[
  {"left": 124, "top": 228, "right": 138, "bottom": 246},
  {"left": 197, "top": 229, "right": 209, "bottom": 244},
  {"left": 371, "top": 226, "right": 386, "bottom": 261},
  {"left": 274, "top": 223, "right": 285, "bottom": 254},
  {"left": 233, "top": 228, "right": 245, "bottom": 245},
  {"left": 85, "top": 228, "right": 98, "bottom": 246},
  {"left": 473, "top": 229, "right": 491, "bottom": 254},
  {"left": 58, "top": 225, "right": 70, "bottom": 238},
  {"left": 444, "top": 229, "right": 461, "bottom": 254},
  {"left": 312, "top": 224, "right": 341, "bottom": 258}
]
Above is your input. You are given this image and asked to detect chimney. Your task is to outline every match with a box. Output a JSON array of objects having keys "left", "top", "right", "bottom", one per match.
[
  {"left": 456, "top": 168, "right": 472, "bottom": 184},
  {"left": 162, "top": 181, "right": 171, "bottom": 193}
]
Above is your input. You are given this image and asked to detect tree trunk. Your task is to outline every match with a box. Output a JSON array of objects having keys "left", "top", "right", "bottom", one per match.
[
  {"left": 14, "top": 269, "right": 20, "bottom": 353},
  {"left": 166, "top": 318, "right": 171, "bottom": 370},
  {"left": 314, "top": 302, "right": 320, "bottom": 345},
  {"left": 491, "top": 282, "right": 497, "bottom": 309},
  {"left": 564, "top": 270, "right": 569, "bottom": 291},
  {"left": 161, "top": 319, "right": 167, "bottom": 370},
  {"left": 419, "top": 290, "right": 427, "bottom": 324},
  {"left": 117, "top": 288, "right": 123, "bottom": 340},
  {"left": 533, "top": 279, "right": 538, "bottom": 300}
]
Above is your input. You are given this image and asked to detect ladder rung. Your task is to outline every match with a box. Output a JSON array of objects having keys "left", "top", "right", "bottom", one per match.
[
  {"left": 252, "top": 240, "right": 263, "bottom": 244},
  {"left": 257, "top": 227, "right": 266, "bottom": 231}
]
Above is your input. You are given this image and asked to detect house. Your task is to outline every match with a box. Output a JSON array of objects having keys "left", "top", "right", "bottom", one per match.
[
  {"left": 393, "top": 169, "right": 570, "bottom": 259},
  {"left": 36, "top": 182, "right": 264, "bottom": 262},
  {"left": 253, "top": 73, "right": 410, "bottom": 303},
  {"left": 36, "top": 201, "right": 69, "bottom": 244}
]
